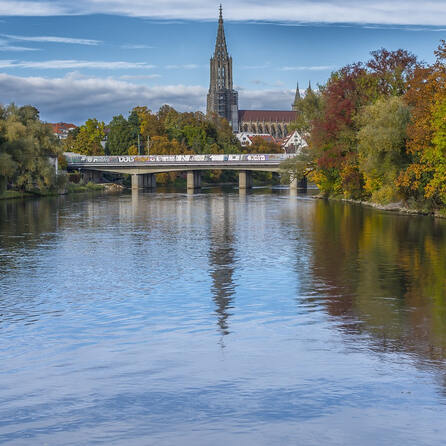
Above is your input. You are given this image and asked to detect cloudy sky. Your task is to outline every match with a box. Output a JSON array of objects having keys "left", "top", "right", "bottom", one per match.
[{"left": 0, "top": 0, "right": 445, "bottom": 124}]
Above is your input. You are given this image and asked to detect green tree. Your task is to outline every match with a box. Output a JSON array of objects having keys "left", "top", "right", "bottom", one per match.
[
  {"left": 357, "top": 96, "right": 410, "bottom": 203},
  {"left": 289, "top": 83, "right": 323, "bottom": 135},
  {"left": 72, "top": 118, "right": 105, "bottom": 155},
  {"left": 0, "top": 104, "right": 61, "bottom": 193},
  {"left": 105, "top": 114, "right": 135, "bottom": 155}
]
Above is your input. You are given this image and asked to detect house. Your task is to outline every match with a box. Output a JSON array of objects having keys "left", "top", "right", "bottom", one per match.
[
  {"left": 281, "top": 130, "right": 308, "bottom": 154},
  {"left": 49, "top": 122, "right": 77, "bottom": 140}
]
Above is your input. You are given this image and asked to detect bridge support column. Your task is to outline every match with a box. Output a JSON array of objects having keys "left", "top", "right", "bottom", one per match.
[
  {"left": 239, "top": 170, "right": 253, "bottom": 189},
  {"left": 290, "top": 176, "right": 307, "bottom": 191},
  {"left": 83, "top": 170, "right": 102, "bottom": 183},
  {"left": 187, "top": 171, "right": 202, "bottom": 190},
  {"left": 132, "top": 173, "right": 156, "bottom": 190}
]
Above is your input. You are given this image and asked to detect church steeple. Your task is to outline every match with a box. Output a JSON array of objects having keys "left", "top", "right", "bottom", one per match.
[
  {"left": 210, "top": 5, "right": 232, "bottom": 90},
  {"left": 207, "top": 6, "right": 239, "bottom": 130},
  {"left": 292, "top": 81, "right": 301, "bottom": 111},
  {"left": 214, "top": 5, "right": 228, "bottom": 59}
]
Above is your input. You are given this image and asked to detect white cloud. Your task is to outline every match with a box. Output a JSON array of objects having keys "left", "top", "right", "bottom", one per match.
[
  {"left": 0, "top": 73, "right": 206, "bottom": 123},
  {"left": 0, "top": 39, "right": 39, "bottom": 51},
  {"left": 0, "top": 1, "right": 446, "bottom": 26},
  {"left": 0, "top": 73, "right": 295, "bottom": 124},
  {"left": 3, "top": 34, "right": 101, "bottom": 45},
  {"left": 0, "top": 1, "right": 65, "bottom": 16},
  {"left": 0, "top": 59, "right": 156, "bottom": 69},
  {"left": 238, "top": 87, "right": 295, "bottom": 110}
]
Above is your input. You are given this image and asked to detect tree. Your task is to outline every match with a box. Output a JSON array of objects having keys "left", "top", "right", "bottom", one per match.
[
  {"left": 0, "top": 104, "right": 61, "bottom": 193},
  {"left": 367, "top": 48, "right": 417, "bottom": 97},
  {"left": 245, "top": 136, "right": 282, "bottom": 154},
  {"left": 357, "top": 96, "right": 410, "bottom": 203},
  {"left": 397, "top": 41, "right": 446, "bottom": 209},
  {"left": 72, "top": 119, "right": 105, "bottom": 156},
  {"left": 0, "top": 152, "right": 17, "bottom": 193},
  {"left": 289, "top": 83, "right": 323, "bottom": 135},
  {"left": 105, "top": 115, "right": 135, "bottom": 155}
]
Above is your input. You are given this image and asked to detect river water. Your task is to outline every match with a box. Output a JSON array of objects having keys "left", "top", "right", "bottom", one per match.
[{"left": 0, "top": 189, "right": 445, "bottom": 445}]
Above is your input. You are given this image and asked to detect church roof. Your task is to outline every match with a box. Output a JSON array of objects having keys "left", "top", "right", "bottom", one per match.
[{"left": 238, "top": 110, "right": 297, "bottom": 123}]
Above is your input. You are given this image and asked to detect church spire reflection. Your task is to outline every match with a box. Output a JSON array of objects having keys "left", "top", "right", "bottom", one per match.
[{"left": 208, "top": 195, "right": 237, "bottom": 339}]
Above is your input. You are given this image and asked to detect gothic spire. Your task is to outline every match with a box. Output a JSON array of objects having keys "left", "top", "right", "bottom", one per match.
[
  {"left": 214, "top": 4, "right": 228, "bottom": 59},
  {"left": 292, "top": 81, "right": 301, "bottom": 111}
]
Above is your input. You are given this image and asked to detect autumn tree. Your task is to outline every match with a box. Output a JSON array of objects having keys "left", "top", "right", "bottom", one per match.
[
  {"left": 245, "top": 136, "right": 282, "bottom": 154},
  {"left": 71, "top": 118, "right": 105, "bottom": 156},
  {"left": 397, "top": 41, "right": 446, "bottom": 209}
]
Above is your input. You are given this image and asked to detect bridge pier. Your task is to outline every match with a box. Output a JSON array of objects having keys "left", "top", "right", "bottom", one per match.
[
  {"left": 290, "top": 176, "right": 307, "bottom": 191},
  {"left": 187, "top": 171, "right": 202, "bottom": 190},
  {"left": 132, "top": 173, "right": 156, "bottom": 190},
  {"left": 239, "top": 170, "right": 253, "bottom": 189},
  {"left": 82, "top": 170, "right": 102, "bottom": 183}
]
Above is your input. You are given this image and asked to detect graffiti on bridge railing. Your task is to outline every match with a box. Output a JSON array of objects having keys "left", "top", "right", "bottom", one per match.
[{"left": 65, "top": 153, "right": 295, "bottom": 164}]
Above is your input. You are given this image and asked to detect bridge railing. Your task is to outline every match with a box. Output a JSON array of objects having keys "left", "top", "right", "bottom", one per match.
[{"left": 64, "top": 152, "right": 296, "bottom": 165}]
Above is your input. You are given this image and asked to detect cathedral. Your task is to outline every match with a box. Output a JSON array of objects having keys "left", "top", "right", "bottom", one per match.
[{"left": 207, "top": 6, "right": 299, "bottom": 138}]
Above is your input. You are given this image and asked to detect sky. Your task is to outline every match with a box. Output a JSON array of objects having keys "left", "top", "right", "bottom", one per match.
[{"left": 0, "top": 0, "right": 445, "bottom": 124}]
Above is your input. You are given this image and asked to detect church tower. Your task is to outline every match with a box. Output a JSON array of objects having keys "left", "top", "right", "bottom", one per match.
[{"left": 207, "top": 5, "right": 239, "bottom": 130}]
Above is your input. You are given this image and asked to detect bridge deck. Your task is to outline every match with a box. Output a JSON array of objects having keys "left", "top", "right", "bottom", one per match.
[{"left": 65, "top": 153, "right": 295, "bottom": 173}]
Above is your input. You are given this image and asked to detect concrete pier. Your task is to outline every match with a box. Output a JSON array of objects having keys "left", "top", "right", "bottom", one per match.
[
  {"left": 82, "top": 170, "right": 102, "bottom": 183},
  {"left": 187, "top": 171, "right": 202, "bottom": 190},
  {"left": 132, "top": 173, "right": 156, "bottom": 190},
  {"left": 239, "top": 171, "right": 253, "bottom": 189},
  {"left": 290, "top": 176, "right": 307, "bottom": 191}
]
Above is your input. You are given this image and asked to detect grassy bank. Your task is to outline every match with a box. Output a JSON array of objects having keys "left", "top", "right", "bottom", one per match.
[
  {"left": 0, "top": 190, "right": 33, "bottom": 200},
  {"left": 0, "top": 182, "right": 112, "bottom": 201},
  {"left": 66, "top": 182, "right": 106, "bottom": 194}
]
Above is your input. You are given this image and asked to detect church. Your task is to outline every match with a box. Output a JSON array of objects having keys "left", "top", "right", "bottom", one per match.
[{"left": 206, "top": 6, "right": 299, "bottom": 139}]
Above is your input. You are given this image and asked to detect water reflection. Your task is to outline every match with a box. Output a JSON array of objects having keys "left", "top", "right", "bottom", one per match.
[
  {"left": 208, "top": 195, "right": 237, "bottom": 338},
  {"left": 1, "top": 192, "right": 446, "bottom": 445},
  {"left": 306, "top": 200, "right": 446, "bottom": 365}
]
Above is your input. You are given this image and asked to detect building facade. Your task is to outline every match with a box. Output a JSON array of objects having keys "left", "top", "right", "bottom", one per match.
[{"left": 206, "top": 6, "right": 239, "bottom": 130}]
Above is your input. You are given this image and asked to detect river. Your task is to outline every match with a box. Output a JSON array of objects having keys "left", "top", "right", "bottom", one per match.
[{"left": 0, "top": 189, "right": 445, "bottom": 445}]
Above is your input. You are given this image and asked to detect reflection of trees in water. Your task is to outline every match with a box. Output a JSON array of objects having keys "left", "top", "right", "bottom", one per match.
[
  {"left": 0, "top": 198, "right": 61, "bottom": 273},
  {"left": 208, "top": 196, "right": 236, "bottom": 337},
  {"left": 308, "top": 199, "right": 446, "bottom": 367}
]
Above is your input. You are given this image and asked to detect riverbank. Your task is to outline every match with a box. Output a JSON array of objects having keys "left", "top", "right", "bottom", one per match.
[
  {"left": 0, "top": 190, "right": 33, "bottom": 200},
  {"left": 0, "top": 182, "right": 125, "bottom": 201},
  {"left": 316, "top": 195, "right": 446, "bottom": 219}
]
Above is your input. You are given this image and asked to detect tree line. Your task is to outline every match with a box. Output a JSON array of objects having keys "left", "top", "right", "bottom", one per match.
[
  {"left": 64, "top": 105, "right": 282, "bottom": 157},
  {"left": 285, "top": 42, "right": 446, "bottom": 213},
  {"left": 64, "top": 105, "right": 281, "bottom": 185}
]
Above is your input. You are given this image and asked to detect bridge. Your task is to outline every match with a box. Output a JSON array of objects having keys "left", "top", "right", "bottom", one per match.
[{"left": 65, "top": 152, "right": 304, "bottom": 190}]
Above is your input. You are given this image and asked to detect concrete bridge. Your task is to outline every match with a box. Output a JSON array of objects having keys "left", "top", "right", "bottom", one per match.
[{"left": 65, "top": 152, "right": 304, "bottom": 190}]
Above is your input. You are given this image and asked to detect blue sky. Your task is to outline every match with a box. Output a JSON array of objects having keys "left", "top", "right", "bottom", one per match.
[{"left": 0, "top": 1, "right": 445, "bottom": 124}]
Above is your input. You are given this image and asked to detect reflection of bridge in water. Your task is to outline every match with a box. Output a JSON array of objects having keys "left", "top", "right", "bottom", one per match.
[{"left": 65, "top": 153, "right": 305, "bottom": 191}]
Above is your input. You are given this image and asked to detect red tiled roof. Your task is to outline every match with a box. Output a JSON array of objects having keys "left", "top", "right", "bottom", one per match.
[
  {"left": 49, "top": 122, "right": 77, "bottom": 134},
  {"left": 248, "top": 134, "right": 277, "bottom": 143},
  {"left": 239, "top": 110, "right": 297, "bottom": 123}
]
